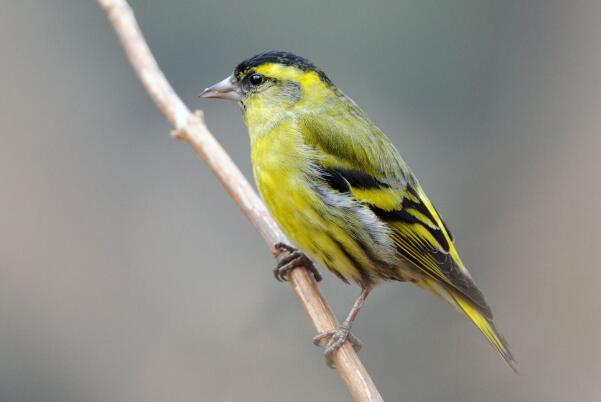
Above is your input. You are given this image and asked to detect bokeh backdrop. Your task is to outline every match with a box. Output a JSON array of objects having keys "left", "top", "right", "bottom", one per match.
[{"left": 1, "top": 1, "right": 600, "bottom": 401}]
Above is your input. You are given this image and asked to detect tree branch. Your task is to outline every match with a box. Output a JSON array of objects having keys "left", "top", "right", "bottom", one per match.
[{"left": 97, "top": 1, "right": 383, "bottom": 400}]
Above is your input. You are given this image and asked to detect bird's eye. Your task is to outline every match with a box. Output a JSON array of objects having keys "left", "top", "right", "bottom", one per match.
[{"left": 248, "top": 73, "right": 264, "bottom": 86}]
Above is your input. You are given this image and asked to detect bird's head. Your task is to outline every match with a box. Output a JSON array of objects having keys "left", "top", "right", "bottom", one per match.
[{"left": 200, "top": 51, "right": 336, "bottom": 125}]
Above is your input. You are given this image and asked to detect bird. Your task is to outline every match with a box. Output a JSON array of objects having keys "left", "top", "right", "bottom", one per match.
[{"left": 200, "top": 50, "right": 516, "bottom": 371}]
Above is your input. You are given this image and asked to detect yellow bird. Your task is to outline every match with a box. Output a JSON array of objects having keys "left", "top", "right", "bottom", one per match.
[{"left": 200, "top": 50, "right": 515, "bottom": 371}]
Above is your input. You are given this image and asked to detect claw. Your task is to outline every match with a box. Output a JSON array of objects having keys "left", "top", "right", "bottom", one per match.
[
  {"left": 313, "top": 325, "right": 362, "bottom": 368},
  {"left": 274, "top": 243, "right": 322, "bottom": 282}
]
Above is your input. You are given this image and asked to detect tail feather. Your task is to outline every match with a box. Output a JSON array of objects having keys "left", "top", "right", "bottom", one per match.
[
  {"left": 418, "top": 278, "right": 518, "bottom": 373},
  {"left": 452, "top": 292, "right": 517, "bottom": 373}
]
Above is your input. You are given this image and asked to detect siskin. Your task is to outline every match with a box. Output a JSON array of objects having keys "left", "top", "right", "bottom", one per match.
[{"left": 201, "top": 50, "right": 515, "bottom": 371}]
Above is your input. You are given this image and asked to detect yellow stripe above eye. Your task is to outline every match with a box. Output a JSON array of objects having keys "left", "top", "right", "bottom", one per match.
[{"left": 254, "top": 63, "right": 323, "bottom": 87}]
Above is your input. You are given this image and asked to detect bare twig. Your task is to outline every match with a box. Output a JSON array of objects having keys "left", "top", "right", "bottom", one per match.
[{"left": 97, "top": 1, "right": 383, "bottom": 400}]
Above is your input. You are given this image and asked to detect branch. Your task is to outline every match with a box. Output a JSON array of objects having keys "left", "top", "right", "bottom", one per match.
[{"left": 97, "top": 1, "right": 383, "bottom": 401}]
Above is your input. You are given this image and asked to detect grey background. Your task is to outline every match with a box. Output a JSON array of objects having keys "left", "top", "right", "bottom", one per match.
[{"left": 1, "top": 1, "right": 600, "bottom": 401}]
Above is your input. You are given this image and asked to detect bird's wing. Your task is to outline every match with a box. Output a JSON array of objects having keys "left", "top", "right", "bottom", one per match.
[{"left": 300, "top": 107, "right": 492, "bottom": 318}]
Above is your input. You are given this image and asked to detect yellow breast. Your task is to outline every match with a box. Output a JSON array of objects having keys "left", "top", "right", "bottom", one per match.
[
  {"left": 250, "top": 118, "right": 371, "bottom": 284},
  {"left": 251, "top": 119, "right": 319, "bottom": 251}
]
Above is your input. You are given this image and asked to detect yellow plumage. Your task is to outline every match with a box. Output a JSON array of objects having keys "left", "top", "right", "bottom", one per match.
[{"left": 201, "top": 51, "right": 516, "bottom": 371}]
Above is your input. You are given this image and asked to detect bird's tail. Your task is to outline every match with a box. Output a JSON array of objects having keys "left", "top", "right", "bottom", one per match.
[{"left": 417, "top": 278, "right": 517, "bottom": 373}]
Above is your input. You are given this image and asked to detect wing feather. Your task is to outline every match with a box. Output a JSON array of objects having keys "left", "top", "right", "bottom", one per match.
[{"left": 302, "top": 107, "right": 491, "bottom": 318}]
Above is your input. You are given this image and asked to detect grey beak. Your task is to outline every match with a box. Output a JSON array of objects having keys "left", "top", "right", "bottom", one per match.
[{"left": 199, "top": 74, "right": 242, "bottom": 101}]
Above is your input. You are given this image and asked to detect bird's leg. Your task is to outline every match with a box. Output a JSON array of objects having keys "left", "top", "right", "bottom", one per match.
[
  {"left": 274, "top": 242, "right": 322, "bottom": 282},
  {"left": 313, "top": 286, "right": 373, "bottom": 368}
]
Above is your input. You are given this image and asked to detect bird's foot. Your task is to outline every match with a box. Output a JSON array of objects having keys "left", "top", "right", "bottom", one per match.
[
  {"left": 274, "top": 243, "right": 322, "bottom": 282},
  {"left": 313, "top": 324, "right": 362, "bottom": 368}
]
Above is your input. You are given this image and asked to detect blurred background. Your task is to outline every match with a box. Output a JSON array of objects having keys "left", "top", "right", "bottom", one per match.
[{"left": 1, "top": 0, "right": 600, "bottom": 401}]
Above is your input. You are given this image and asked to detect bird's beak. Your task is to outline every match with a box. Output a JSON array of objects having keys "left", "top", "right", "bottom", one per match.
[{"left": 199, "top": 74, "right": 242, "bottom": 101}]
